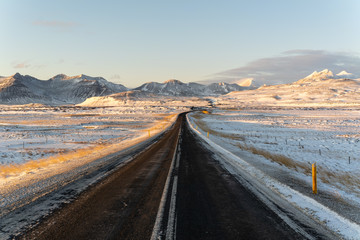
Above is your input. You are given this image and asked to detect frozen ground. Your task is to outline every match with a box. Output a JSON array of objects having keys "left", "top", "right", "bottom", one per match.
[
  {"left": 214, "top": 70, "right": 360, "bottom": 108},
  {"left": 188, "top": 109, "right": 360, "bottom": 229},
  {"left": 0, "top": 105, "right": 183, "bottom": 220},
  {"left": 0, "top": 105, "right": 180, "bottom": 166}
]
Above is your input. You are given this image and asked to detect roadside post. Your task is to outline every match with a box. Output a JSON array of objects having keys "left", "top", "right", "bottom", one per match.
[{"left": 312, "top": 163, "right": 317, "bottom": 194}]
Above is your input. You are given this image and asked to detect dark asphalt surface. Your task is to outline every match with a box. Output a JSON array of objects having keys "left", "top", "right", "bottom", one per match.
[
  {"left": 17, "top": 113, "right": 321, "bottom": 240},
  {"left": 19, "top": 115, "right": 183, "bottom": 240},
  {"left": 175, "top": 118, "right": 305, "bottom": 240}
]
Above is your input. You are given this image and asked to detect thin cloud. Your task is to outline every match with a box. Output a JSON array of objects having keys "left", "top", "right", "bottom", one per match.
[
  {"left": 13, "top": 62, "right": 31, "bottom": 69},
  {"left": 33, "top": 20, "right": 78, "bottom": 31},
  {"left": 33, "top": 64, "right": 46, "bottom": 70},
  {"left": 206, "top": 50, "right": 360, "bottom": 85},
  {"left": 110, "top": 74, "right": 121, "bottom": 80}
]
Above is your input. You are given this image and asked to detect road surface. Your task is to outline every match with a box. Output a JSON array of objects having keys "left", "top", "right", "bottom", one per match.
[
  {"left": 19, "top": 114, "right": 183, "bottom": 240},
  {"left": 12, "top": 112, "right": 333, "bottom": 239},
  {"left": 175, "top": 117, "right": 305, "bottom": 239}
]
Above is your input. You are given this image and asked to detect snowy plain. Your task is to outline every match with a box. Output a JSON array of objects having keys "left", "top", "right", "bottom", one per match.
[
  {"left": 1, "top": 67, "right": 360, "bottom": 238},
  {"left": 0, "top": 104, "right": 185, "bottom": 221},
  {"left": 188, "top": 109, "right": 360, "bottom": 239}
]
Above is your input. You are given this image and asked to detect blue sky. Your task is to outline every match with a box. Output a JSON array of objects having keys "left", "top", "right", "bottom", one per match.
[{"left": 1, "top": 0, "right": 359, "bottom": 87}]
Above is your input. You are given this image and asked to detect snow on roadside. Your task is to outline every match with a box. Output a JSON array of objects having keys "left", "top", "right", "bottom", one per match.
[
  {"left": 0, "top": 106, "right": 179, "bottom": 216},
  {"left": 187, "top": 111, "right": 360, "bottom": 239},
  {"left": 188, "top": 109, "right": 360, "bottom": 205},
  {"left": 0, "top": 106, "right": 181, "bottom": 166}
]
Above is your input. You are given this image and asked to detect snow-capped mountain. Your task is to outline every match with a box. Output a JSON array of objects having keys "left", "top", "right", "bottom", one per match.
[
  {"left": 0, "top": 73, "right": 49, "bottom": 104},
  {"left": 298, "top": 69, "right": 358, "bottom": 83},
  {"left": 233, "top": 78, "right": 254, "bottom": 87},
  {"left": 135, "top": 79, "right": 193, "bottom": 96},
  {"left": 0, "top": 73, "right": 252, "bottom": 105},
  {"left": 48, "top": 74, "right": 127, "bottom": 93},
  {"left": 217, "top": 69, "right": 360, "bottom": 108},
  {"left": 205, "top": 82, "right": 248, "bottom": 95},
  {"left": 336, "top": 70, "right": 354, "bottom": 78},
  {"left": 300, "top": 69, "right": 335, "bottom": 82},
  {"left": 0, "top": 73, "right": 128, "bottom": 104},
  {"left": 46, "top": 74, "right": 128, "bottom": 103},
  {"left": 79, "top": 90, "right": 210, "bottom": 108},
  {"left": 135, "top": 79, "right": 247, "bottom": 96}
]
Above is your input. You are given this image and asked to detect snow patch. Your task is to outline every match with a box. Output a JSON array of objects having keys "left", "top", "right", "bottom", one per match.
[{"left": 187, "top": 113, "right": 360, "bottom": 239}]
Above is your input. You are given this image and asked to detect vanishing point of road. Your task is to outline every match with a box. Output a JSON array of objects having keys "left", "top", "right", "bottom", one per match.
[{"left": 15, "top": 113, "right": 330, "bottom": 240}]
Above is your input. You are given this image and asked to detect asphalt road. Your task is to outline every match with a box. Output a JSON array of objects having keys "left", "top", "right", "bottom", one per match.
[
  {"left": 16, "top": 113, "right": 328, "bottom": 240},
  {"left": 20, "top": 114, "right": 183, "bottom": 240},
  {"left": 175, "top": 117, "right": 304, "bottom": 240}
]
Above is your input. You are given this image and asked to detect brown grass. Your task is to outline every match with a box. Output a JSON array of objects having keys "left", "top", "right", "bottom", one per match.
[
  {"left": 193, "top": 116, "right": 245, "bottom": 141},
  {"left": 63, "top": 113, "right": 100, "bottom": 117},
  {"left": 192, "top": 112, "right": 360, "bottom": 194},
  {"left": 237, "top": 143, "right": 360, "bottom": 191},
  {"left": 0, "top": 113, "right": 178, "bottom": 178},
  {"left": 0, "top": 143, "right": 108, "bottom": 178},
  {"left": 147, "top": 114, "right": 177, "bottom": 132},
  {"left": 191, "top": 112, "right": 205, "bottom": 120},
  {"left": 318, "top": 165, "right": 360, "bottom": 190},
  {"left": 237, "top": 143, "right": 311, "bottom": 175}
]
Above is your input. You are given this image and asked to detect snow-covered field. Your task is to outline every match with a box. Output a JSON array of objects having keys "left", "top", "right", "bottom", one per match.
[
  {"left": 0, "top": 105, "right": 177, "bottom": 166},
  {"left": 0, "top": 105, "right": 184, "bottom": 220},
  {"left": 215, "top": 70, "right": 360, "bottom": 109},
  {"left": 188, "top": 109, "right": 360, "bottom": 226},
  {"left": 2, "top": 95, "right": 360, "bottom": 238}
]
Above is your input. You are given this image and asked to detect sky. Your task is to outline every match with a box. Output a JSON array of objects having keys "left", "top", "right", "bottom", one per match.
[{"left": 1, "top": 0, "right": 359, "bottom": 87}]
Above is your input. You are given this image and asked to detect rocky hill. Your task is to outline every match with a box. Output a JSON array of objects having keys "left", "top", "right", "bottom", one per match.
[
  {"left": 217, "top": 69, "right": 360, "bottom": 108},
  {"left": 0, "top": 73, "right": 128, "bottom": 104}
]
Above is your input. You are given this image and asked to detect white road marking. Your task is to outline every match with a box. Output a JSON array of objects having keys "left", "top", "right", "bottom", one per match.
[{"left": 151, "top": 126, "right": 181, "bottom": 240}]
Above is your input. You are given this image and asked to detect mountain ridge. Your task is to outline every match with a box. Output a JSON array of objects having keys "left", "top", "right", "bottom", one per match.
[
  {"left": 135, "top": 79, "right": 251, "bottom": 96},
  {"left": 219, "top": 69, "right": 360, "bottom": 107},
  {"left": 1, "top": 69, "right": 357, "bottom": 106},
  {"left": 0, "top": 73, "right": 128, "bottom": 104},
  {"left": 0, "top": 73, "right": 251, "bottom": 105}
]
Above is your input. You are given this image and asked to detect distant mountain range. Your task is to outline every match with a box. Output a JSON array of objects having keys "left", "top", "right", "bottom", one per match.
[
  {"left": 0, "top": 73, "right": 253, "bottom": 105},
  {"left": 1, "top": 70, "right": 357, "bottom": 107},
  {"left": 78, "top": 90, "right": 211, "bottom": 108},
  {"left": 218, "top": 69, "right": 360, "bottom": 108},
  {"left": 0, "top": 73, "right": 128, "bottom": 105},
  {"left": 134, "top": 79, "right": 248, "bottom": 96}
]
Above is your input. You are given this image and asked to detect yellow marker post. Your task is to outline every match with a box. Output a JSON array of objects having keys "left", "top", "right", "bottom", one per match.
[
  {"left": 312, "top": 163, "right": 317, "bottom": 194},
  {"left": 207, "top": 132, "right": 209, "bottom": 138},
  {"left": 148, "top": 130, "right": 151, "bottom": 137}
]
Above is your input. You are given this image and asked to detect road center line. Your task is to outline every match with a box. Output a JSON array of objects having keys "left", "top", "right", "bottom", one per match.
[{"left": 151, "top": 126, "right": 181, "bottom": 240}]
